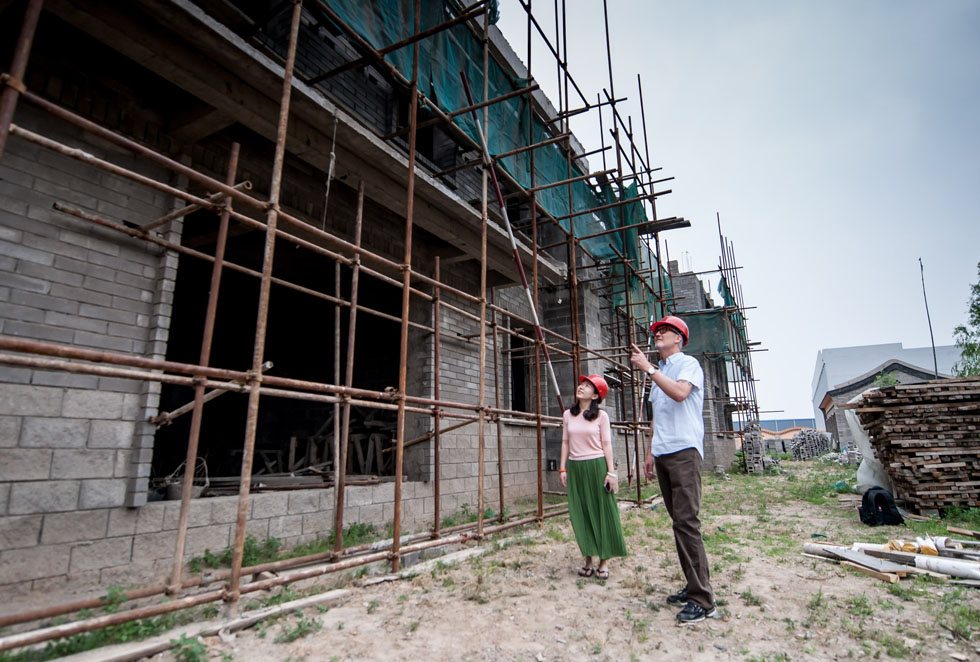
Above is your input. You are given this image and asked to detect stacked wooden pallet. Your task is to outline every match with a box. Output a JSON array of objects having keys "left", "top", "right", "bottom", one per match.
[{"left": 855, "top": 378, "right": 980, "bottom": 511}]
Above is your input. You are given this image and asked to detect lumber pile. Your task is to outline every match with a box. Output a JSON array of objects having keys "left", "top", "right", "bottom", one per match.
[
  {"left": 855, "top": 378, "right": 980, "bottom": 511},
  {"left": 802, "top": 526, "right": 980, "bottom": 586},
  {"left": 789, "top": 428, "right": 832, "bottom": 460}
]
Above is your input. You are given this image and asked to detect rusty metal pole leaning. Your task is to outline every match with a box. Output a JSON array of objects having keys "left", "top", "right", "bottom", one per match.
[
  {"left": 169, "top": 142, "right": 240, "bottom": 591},
  {"left": 391, "top": 0, "right": 421, "bottom": 573},
  {"left": 431, "top": 256, "right": 442, "bottom": 536},
  {"left": 491, "top": 289, "right": 505, "bottom": 521},
  {"left": 0, "top": 0, "right": 43, "bottom": 157},
  {"left": 476, "top": 4, "right": 490, "bottom": 539},
  {"left": 226, "top": 0, "right": 303, "bottom": 609},
  {"left": 459, "top": 72, "right": 564, "bottom": 413},
  {"left": 334, "top": 182, "right": 365, "bottom": 552}
]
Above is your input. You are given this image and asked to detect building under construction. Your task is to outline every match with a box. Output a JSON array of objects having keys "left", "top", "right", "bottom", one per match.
[{"left": 0, "top": 0, "right": 759, "bottom": 642}]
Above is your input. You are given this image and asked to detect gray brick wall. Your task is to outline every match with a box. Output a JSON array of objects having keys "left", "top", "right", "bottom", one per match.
[{"left": 0, "top": 109, "right": 176, "bottom": 523}]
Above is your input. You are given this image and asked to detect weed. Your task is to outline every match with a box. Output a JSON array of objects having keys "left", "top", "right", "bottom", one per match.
[
  {"left": 275, "top": 615, "right": 322, "bottom": 644},
  {"left": 741, "top": 589, "right": 763, "bottom": 608},
  {"left": 170, "top": 634, "right": 207, "bottom": 662},
  {"left": 937, "top": 588, "right": 979, "bottom": 641},
  {"left": 408, "top": 621, "right": 420, "bottom": 633},
  {"left": 328, "top": 522, "right": 378, "bottom": 548},
  {"left": 1, "top": 608, "right": 201, "bottom": 661},
  {"left": 804, "top": 589, "right": 831, "bottom": 628},
  {"left": 99, "top": 586, "right": 127, "bottom": 614},
  {"left": 846, "top": 594, "right": 873, "bottom": 618},
  {"left": 366, "top": 599, "right": 380, "bottom": 614},
  {"left": 188, "top": 536, "right": 282, "bottom": 574}
]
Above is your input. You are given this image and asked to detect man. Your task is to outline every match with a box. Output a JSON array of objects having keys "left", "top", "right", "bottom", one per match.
[{"left": 629, "top": 315, "right": 716, "bottom": 624}]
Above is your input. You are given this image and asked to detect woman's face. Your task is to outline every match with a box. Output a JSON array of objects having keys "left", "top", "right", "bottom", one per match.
[{"left": 576, "top": 380, "right": 597, "bottom": 401}]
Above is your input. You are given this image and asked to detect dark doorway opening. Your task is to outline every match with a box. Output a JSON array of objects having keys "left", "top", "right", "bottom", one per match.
[{"left": 152, "top": 211, "right": 402, "bottom": 493}]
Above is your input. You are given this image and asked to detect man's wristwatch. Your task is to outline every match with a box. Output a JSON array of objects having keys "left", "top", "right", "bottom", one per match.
[{"left": 645, "top": 365, "right": 657, "bottom": 376}]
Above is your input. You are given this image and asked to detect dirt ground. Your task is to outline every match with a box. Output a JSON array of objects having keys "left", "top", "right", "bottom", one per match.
[{"left": 153, "top": 461, "right": 979, "bottom": 661}]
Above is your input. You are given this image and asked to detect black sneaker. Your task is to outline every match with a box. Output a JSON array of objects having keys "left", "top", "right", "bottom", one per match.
[
  {"left": 676, "top": 601, "right": 717, "bottom": 624},
  {"left": 666, "top": 588, "right": 688, "bottom": 606}
]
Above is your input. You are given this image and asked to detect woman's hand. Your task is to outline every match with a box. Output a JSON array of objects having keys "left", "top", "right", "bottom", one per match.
[
  {"left": 604, "top": 474, "right": 618, "bottom": 494},
  {"left": 560, "top": 470, "right": 567, "bottom": 488}
]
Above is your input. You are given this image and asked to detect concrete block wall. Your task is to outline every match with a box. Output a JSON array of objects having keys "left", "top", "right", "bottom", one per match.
[
  {"left": 0, "top": 109, "right": 176, "bottom": 513},
  {"left": 0, "top": 482, "right": 440, "bottom": 601}
]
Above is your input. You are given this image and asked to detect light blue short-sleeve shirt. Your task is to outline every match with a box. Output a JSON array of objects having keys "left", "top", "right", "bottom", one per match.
[{"left": 647, "top": 352, "right": 705, "bottom": 457}]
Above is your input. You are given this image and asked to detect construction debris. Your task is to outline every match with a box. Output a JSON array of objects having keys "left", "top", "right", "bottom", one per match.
[
  {"left": 789, "top": 428, "right": 833, "bottom": 460},
  {"left": 855, "top": 378, "right": 980, "bottom": 512},
  {"left": 803, "top": 527, "right": 980, "bottom": 584}
]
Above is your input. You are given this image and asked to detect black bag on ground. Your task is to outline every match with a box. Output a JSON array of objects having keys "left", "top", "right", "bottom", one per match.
[{"left": 858, "top": 486, "right": 904, "bottom": 526}]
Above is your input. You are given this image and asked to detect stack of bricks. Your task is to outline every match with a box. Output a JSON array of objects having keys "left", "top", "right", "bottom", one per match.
[
  {"left": 742, "top": 422, "right": 766, "bottom": 473},
  {"left": 790, "top": 429, "right": 832, "bottom": 460}
]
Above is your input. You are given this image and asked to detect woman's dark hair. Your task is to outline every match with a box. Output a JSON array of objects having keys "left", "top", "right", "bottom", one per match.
[{"left": 569, "top": 398, "right": 601, "bottom": 422}]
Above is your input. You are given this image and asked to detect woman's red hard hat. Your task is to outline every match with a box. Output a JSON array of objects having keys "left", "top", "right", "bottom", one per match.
[{"left": 579, "top": 374, "right": 609, "bottom": 401}]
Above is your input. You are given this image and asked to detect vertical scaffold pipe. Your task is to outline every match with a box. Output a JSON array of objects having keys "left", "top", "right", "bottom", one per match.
[
  {"left": 459, "top": 72, "right": 565, "bottom": 413},
  {"left": 226, "top": 0, "right": 303, "bottom": 609}
]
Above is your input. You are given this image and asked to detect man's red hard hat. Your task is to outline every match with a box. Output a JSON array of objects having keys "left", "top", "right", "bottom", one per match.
[
  {"left": 579, "top": 374, "right": 609, "bottom": 401},
  {"left": 650, "top": 315, "right": 690, "bottom": 346}
]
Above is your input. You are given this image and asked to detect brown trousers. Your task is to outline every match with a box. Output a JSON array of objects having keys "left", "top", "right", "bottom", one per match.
[{"left": 654, "top": 447, "right": 714, "bottom": 608}]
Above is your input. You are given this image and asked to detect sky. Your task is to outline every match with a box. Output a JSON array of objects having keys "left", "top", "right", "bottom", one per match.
[{"left": 495, "top": 0, "right": 980, "bottom": 418}]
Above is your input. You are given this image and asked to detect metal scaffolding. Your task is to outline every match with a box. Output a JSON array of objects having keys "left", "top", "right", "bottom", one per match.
[{"left": 0, "top": 0, "right": 721, "bottom": 651}]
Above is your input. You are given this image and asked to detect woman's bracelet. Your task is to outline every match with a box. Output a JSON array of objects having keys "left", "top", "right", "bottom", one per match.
[
  {"left": 559, "top": 468, "right": 567, "bottom": 473},
  {"left": 606, "top": 471, "right": 617, "bottom": 478}
]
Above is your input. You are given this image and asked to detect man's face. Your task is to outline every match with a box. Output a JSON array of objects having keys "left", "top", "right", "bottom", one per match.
[{"left": 654, "top": 325, "right": 682, "bottom": 352}]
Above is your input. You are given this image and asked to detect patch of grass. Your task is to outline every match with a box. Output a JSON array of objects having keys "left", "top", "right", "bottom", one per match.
[
  {"left": 328, "top": 522, "right": 378, "bottom": 548},
  {"left": 170, "top": 634, "right": 207, "bottom": 662},
  {"left": 188, "top": 535, "right": 282, "bottom": 574},
  {"left": 0, "top": 608, "right": 202, "bottom": 661},
  {"left": 274, "top": 614, "right": 322, "bottom": 644},
  {"left": 366, "top": 599, "right": 380, "bottom": 614},
  {"left": 740, "top": 589, "right": 763, "bottom": 608},
  {"left": 937, "top": 588, "right": 980, "bottom": 641},
  {"left": 872, "top": 631, "right": 912, "bottom": 658},
  {"left": 846, "top": 594, "right": 873, "bottom": 617},
  {"left": 804, "top": 589, "right": 831, "bottom": 628},
  {"left": 99, "top": 586, "right": 128, "bottom": 614}
]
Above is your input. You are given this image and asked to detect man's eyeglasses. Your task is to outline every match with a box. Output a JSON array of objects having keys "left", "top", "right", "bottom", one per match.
[{"left": 654, "top": 327, "right": 678, "bottom": 336}]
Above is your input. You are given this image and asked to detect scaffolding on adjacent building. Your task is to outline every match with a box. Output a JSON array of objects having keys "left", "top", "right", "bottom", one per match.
[{"left": 0, "top": 0, "right": 749, "bottom": 650}]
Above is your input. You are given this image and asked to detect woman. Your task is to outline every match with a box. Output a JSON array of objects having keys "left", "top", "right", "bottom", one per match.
[{"left": 559, "top": 374, "right": 627, "bottom": 579}]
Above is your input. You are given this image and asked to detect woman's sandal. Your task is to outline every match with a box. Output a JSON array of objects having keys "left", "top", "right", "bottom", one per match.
[
  {"left": 577, "top": 566, "right": 595, "bottom": 577},
  {"left": 596, "top": 568, "right": 610, "bottom": 580}
]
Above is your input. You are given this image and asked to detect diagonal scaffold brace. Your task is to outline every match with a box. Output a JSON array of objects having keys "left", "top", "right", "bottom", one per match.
[{"left": 460, "top": 70, "right": 564, "bottom": 411}]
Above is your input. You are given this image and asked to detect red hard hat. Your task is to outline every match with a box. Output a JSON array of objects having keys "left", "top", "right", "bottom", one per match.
[
  {"left": 579, "top": 374, "right": 609, "bottom": 401},
  {"left": 650, "top": 315, "right": 689, "bottom": 346}
]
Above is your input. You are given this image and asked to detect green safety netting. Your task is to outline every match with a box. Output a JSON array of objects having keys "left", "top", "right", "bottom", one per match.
[
  {"left": 678, "top": 311, "right": 732, "bottom": 356},
  {"left": 321, "top": 0, "right": 670, "bottom": 313},
  {"left": 717, "top": 276, "right": 747, "bottom": 353}
]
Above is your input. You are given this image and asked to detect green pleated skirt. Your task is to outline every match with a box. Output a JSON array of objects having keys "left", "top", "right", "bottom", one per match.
[{"left": 567, "top": 457, "right": 627, "bottom": 560}]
